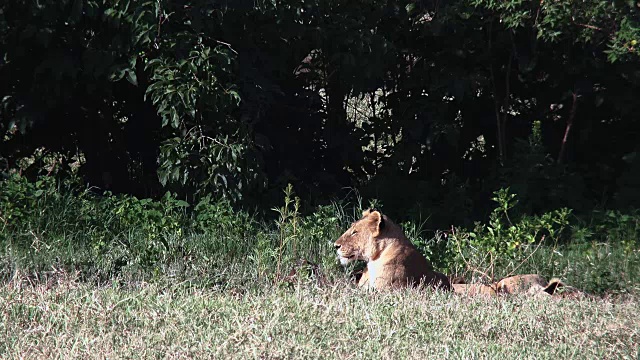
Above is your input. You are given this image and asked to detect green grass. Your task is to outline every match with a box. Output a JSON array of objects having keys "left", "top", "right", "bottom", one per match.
[
  {"left": 1, "top": 273, "right": 639, "bottom": 359},
  {"left": 446, "top": 243, "right": 640, "bottom": 296},
  {"left": 512, "top": 243, "right": 640, "bottom": 295},
  {"left": 2, "top": 184, "right": 640, "bottom": 296}
]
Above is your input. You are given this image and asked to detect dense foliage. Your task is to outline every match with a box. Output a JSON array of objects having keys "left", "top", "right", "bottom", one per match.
[
  {"left": 1, "top": 174, "right": 639, "bottom": 294},
  {"left": 2, "top": 0, "right": 640, "bottom": 224}
]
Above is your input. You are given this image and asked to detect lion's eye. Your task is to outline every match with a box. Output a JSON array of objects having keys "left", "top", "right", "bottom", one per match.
[{"left": 350, "top": 230, "right": 357, "bottom": 236}]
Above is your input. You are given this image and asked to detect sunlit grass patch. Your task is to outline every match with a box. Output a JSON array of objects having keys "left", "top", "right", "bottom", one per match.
[{"left": 1, "top": 275, "right": 638, "bottom": 359}]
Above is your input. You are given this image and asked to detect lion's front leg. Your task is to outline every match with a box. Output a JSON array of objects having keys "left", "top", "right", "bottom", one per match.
[{"left": 357, "top": 267, "right": 370, "bottom": 288}]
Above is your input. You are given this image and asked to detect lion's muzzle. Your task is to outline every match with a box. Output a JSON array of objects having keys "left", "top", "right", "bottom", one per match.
[{"left": 335, "top": 244, "right": 356, "bottom": 265}]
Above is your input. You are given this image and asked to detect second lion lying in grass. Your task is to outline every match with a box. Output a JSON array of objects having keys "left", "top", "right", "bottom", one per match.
[
  {"left": 451, "top": 275, "right": 569, "bottom": 298},
  {"left": 334, "top": 209, "right": 451, "bottom": 291}
]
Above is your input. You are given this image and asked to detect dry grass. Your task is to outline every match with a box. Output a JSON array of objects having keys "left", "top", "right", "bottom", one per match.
[{"left": 1, "top": 273, "right": 639, "bottom": 359}]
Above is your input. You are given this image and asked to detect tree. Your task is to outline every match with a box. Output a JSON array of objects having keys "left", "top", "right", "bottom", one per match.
[{"left": 2, "top": 0, "right": 640, "bottom": 220}]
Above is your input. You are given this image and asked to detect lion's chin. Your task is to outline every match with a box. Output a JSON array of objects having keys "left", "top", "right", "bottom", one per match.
[{"left": 337, "top": 253, "right": 356, "bottom": 265}]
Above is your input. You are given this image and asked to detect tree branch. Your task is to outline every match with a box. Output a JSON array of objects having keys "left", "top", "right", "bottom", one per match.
[{"left": 558, "top": 92, "right": 578, "bottom": 164}]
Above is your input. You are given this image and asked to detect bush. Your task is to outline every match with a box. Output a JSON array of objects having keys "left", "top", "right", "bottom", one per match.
[
  {"left": 1, "top": 175, "right": 639, "bottom": 294},
  {"left": 0, "top": 176, "right": 344, "bottom": 283},
  {"left": 0, "top": 174, "right": 259, "bottom": 279},
  {"left": 438, "top": 188, "right": 571, "bottom": 281}
]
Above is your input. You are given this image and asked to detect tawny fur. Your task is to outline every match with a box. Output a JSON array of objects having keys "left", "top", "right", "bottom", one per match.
[
  {"left": 452, "top": 283, "right": 497, "bottom": 297},
  {"left": 495, "top": 274, "right": 565, "bottom": 295},
  {"left": 334, "top": 209, "right": 451, "bottom": 291}
]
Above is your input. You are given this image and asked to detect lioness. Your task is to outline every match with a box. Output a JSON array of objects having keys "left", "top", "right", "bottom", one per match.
[
  {"left": 495, "top": 274, "right": 564, "bottom": 296},
  {"left": 334, "top": 209, "right": 451, "bottom": 291}
]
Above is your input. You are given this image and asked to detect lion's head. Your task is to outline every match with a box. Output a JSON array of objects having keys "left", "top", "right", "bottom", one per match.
[{"left": 334, "top": 209, "right": 401, "bottom": 265}]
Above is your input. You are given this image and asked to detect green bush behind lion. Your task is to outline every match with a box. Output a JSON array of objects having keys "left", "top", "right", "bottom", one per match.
[{"left": 1, "top": 174, "right": 639, "bottom": 294}]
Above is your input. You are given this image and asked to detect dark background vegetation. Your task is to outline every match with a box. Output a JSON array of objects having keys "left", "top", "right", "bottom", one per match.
[{"left": 1, "top": 0, "right": 640, "bottom": 293}]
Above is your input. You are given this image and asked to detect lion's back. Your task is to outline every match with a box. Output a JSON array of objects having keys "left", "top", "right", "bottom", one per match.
[{"left": 378, "top": 244, "right": 451, "bottom": 291}]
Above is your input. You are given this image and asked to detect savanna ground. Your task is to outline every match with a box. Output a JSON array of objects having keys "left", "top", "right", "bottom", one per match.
[
  {"left": 2, "top": 271, "right": 639, "bottom": 359},
  {"left": 2, "top": 177, "right": 640, "bottom": 359}
]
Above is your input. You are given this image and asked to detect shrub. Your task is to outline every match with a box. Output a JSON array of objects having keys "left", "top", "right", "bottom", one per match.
[
  {"left": 444, "top": 188, "right": 571, "bottom": 281},
  {"left": 1, "top": 174, "right": 639, "bottom": 294}
]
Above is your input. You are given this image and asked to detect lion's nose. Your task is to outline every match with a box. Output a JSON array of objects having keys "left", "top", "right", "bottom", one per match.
[{"left": 334, "top": 244, "right": 341, "bottom": 250}]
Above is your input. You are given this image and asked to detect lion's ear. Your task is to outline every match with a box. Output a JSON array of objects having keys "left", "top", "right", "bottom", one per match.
[
  {"left": 368, "top": 210, "right": 385, "bottom": 233},
  {"left": 361, "top": 208, "right": 372, "bottom": 218},
  {"left": 544, "top": 278, "right": 564, "bottom": 295}
]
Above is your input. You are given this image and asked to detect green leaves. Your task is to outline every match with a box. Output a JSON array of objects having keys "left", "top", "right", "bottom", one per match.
[
  {"left": 145, "top": 42, "right": 239, "bottom": 130},
  {"left": 131, "top": 2, "right": 262, "bottom": 201},
  {"left": 2, "top": 0, "right": 640, "bottom": 213},
  {"left": 125, "top": 68, "right": 138, "bottom": 86},
  {"left": 157, "top": 132, "right": 260, "bottom": 202},
  {"left": 606, "top": 17, "right": 640, "bottom": 63},
  {"left": 472, "top": 0, "right": 640, "bottom": 63}
]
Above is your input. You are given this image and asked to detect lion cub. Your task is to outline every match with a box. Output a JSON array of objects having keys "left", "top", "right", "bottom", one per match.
[{"left": 334, "top": 209, "right": 451, "bottom": 291}]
